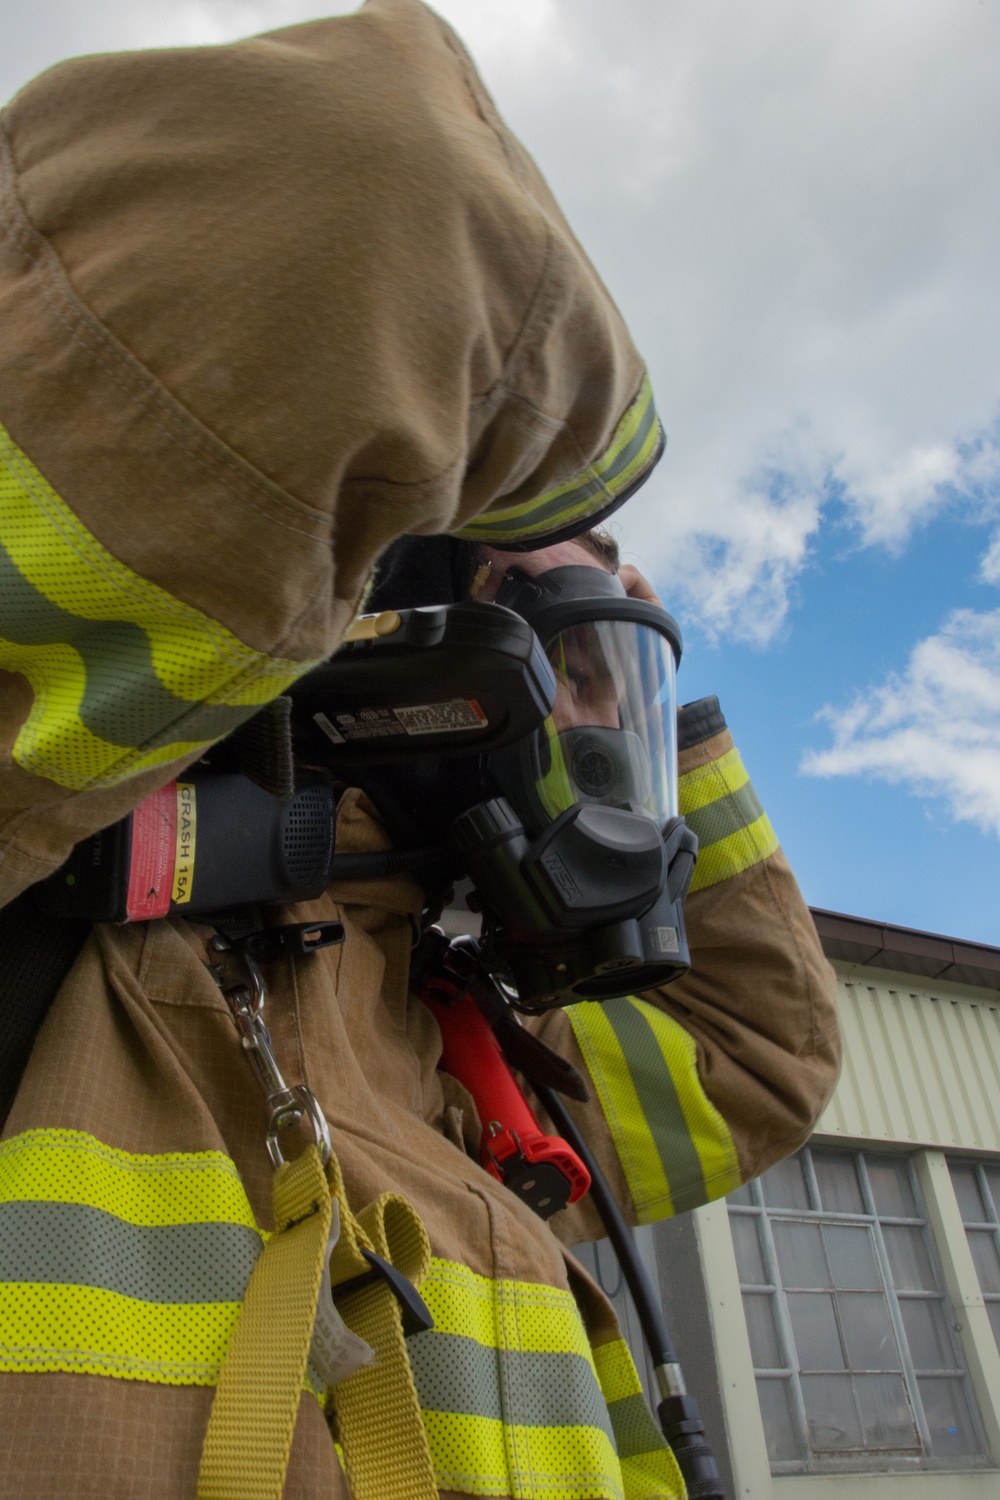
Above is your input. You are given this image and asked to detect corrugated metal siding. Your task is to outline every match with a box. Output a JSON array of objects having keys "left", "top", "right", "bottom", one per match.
[{"left": 817, "top": 966, "right": 1000, "bottom": 1150}]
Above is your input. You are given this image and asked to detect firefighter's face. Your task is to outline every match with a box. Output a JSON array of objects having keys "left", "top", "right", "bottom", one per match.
[
  {"left": 545, "top": 625, "right": 620, "bottom": 731},
  {"left": 474, "top": 542, "right": 621, "bottom": 733}
]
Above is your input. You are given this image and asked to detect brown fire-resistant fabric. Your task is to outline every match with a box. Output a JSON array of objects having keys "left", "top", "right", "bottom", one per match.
[
  {"left": 0, "top": 772, "right": 838, "bottom": 1498},
  {"left": 0, "top": 0, "right": 648, "bottom": 907},
  {"left": 0, "top": 1375, "right": 348, "bottom": 1500},
  {"left": 535, "top": 730, "right": 841, "bottom": 1246}
]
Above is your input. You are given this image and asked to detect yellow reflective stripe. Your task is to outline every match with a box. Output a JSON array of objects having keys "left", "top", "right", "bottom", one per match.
[
  {"left": 651, "top": 1013, "right": 741, "bottom": 1204},
  {"left": 421, "top": 1258, "right": 594, "bottom": 1357},
  {"left": 421, "top": 1410, "right": 625, "bottom": 1500},
  {"left": 568, "top": 998, "right": 740, "bottom": 1223},
  {"left": 0, "top": 1129, "right": 258, "bottom": 1228},
  {"left": 593, "top": 1340, "right": 684, "bottom": 1500},
  {"left": 566, "top": 1004, "right": 675, "bottom": 1221},
  {"left": 455, "top": 376, "right": 662, "bottom": 544},
  {"left": 680, "top": 747, "right": 779, "bottom": 893},
  {"left": 536, "top": 721, "right": 576, "bottom": 821},
  {"left": 0, "top": 1131, "right": 321, "bottom": 1394},
  {"left": 620, "top": 1448, "right": 685, "bottom": 1500},
  {"left": 0, "top": 639, "right": 223, "bottom": 788},
  {"left": 593, "top": 1338, "right": 643, "bottom": 1406},
  {"left": 0, "top": 423, "right": 319, "bottom": 790},
  {"left": 417, "top": 1261, "right": 631, "bottom": 1499},
  {"left": 0, "top": 1282, "right": 239, "bottom": 1384},
  {"left": 689, "top": 812, "right": 777, "bottom": 893},
  {"left": 678, "top": 746, "right": 748, "bottom": 812}
]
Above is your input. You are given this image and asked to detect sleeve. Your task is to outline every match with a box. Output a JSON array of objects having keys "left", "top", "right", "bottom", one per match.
[
  {"left": 0, "top": 0, "right": 658, "bottom": 908},
  {"left": 528, "top": 699, "right": 841, "bottom": 1245}
]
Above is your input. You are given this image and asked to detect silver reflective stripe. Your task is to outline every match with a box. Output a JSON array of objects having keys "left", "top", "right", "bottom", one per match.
[
  {"left": 408, "top": 1329, "right": 615, "bottom": 1439},
  {"left": 0, "top": 1200, "right": 262, "bottom": 1302},
  {"left": 599, "top": 998, "right": 708, "bottom": 1214},
  {"left": 0, "top": 543, "right": 256, "bottom": 749},
  {"left": 468, "top": 402, "right": 662, "bottom": 539},
  {"left": 607, "top": 1390, "right": 667, "bottom": 1461},
  {"left": 684, "top": 779, "right": 764, "bottom": 850}
]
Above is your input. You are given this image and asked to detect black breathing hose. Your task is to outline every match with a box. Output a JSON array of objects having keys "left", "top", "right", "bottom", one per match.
[{"left": 535, "top": 1082, "right": 726, "bottom": 1500}]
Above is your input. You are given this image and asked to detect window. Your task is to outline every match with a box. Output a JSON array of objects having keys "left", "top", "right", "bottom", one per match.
[
  {"left": 948, "top": 1159, "right": 1000, "bottom": 1352},
  {"left": 728, "top": 1147, "right": 988, "bottom": 1473}
]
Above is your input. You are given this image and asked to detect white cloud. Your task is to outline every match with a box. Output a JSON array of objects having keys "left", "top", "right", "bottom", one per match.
[
  {"left": 3, "top": 1, "right": 1000, "bottom": 640},
  {"left": 803, "top": 609, "right": 1000, "bottom": 836},
  {"left": 982, "top": 534, "right": 1000, "bottom": 587},
  {"left": 431, "top": 0, "right": 1000, "bottom": 638}
]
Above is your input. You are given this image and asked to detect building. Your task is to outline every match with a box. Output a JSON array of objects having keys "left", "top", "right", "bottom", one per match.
[{"left": 575, "top": 909, "right": 1000, "bottom": 1497}]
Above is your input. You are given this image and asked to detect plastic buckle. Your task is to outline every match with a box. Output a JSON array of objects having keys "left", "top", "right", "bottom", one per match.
[
  {"left": 332, "top": 1250, "right": 435, "bottom": 1338},
  {"left": 239, "top": 921, "right": 345, "bottom": 960}
]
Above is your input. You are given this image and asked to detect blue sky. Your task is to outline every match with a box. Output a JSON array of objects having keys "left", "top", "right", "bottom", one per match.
[
  {"left": 5, "top": 0, "right": 1000, "bottom": 945},
  {"left": 677, "top": 508, "right": 1000, "bottom": 944}
]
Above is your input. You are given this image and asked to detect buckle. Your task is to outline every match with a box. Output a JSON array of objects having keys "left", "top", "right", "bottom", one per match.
[{"left": 332, "top": 1250, "right": 434, "bottom": 1338}]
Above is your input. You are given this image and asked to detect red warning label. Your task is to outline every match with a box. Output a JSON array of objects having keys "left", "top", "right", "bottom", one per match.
[{"left": 126, "top": 781, "right": 178, "bottom": 921}]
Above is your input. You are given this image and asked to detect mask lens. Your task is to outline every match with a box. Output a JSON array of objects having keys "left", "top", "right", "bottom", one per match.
[{"left": 534, "top": 620, "right": 678, "bottom": 826}]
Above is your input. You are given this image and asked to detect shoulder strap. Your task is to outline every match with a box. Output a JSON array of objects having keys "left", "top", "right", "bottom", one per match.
[{"left": 0, "top": 891, "right": 90, "bottom": 1128}]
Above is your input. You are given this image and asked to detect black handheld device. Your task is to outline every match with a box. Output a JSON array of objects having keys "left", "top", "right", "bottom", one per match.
[{"left": 34, "top": 603, "right": 555, "bottom": 924}]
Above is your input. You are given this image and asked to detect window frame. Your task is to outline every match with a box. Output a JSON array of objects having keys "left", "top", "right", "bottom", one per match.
[
  {"left": 729, "top": 1145, "right": 991, "bottom": 1475},
  {"left": 948, "top": 1158, "right": 1000, "bottom": 1350}
]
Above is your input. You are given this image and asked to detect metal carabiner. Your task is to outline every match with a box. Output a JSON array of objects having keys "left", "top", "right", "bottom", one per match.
[
  {"left": 209, "top": 933, "right": 332, "bottom": 1169},
  {"left": 266, "top": 1084, "right": 332, "bottom": 1170}
]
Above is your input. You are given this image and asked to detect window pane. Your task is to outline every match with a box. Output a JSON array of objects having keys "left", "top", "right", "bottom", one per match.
[
  {"left": 730, "top": 1214, "right": 766, "bottom": 1285},
  {"left": 756, "top": 1378, "right": 803, "bottom": 1462},
  {"left": 987, "top": 1302, "right": 1000, "bottom": 1352},
  {"left": 787, "top": 1292, "right": 844, "bottom": 1371},
  {"left": 900, "top": 1297, "right": 955, "bottom": 1372},
  {"left": 761, "top": 1154, "right": 810, "bottom": 1210},
  {"left": 773, "top": 1221, "right": 830, "bottom": 1288},
  {"left": 814, "top": 1152, "right": 864, "bottom": 1214},
  {"left": 855, "top": 1374, "right": 919, "bottom": 1449},
  {"left": 839, "top": 1293, "right": 899, "bottom": 1371},
  {"left": 824, "top": 1225, "right": 881, "bottom": 1290},
  {"left": 950, "top": 1162, "right": 986, "bottom": 1223},
  {"left": 918, "top": 1377, "right": 983, "bottom": 1458},
  {"left": 883, "top": 1225, "right": 936, "bottom": 1291},
  {"left": 592, "top": 1237, "right": 623, "bottom": 1298},
  {"left": 867, "top": 1156, "right": 917, "bottom": 1218},
  {"left": 744, "top": 1292, "right": 783, "bottom": 1369},
  {"left": 727, "top": 1181, "right": 754, "bottom": 1206},
  {"left": 801, "top": 1373, "right": 862, "bottom": 1450},
  {"left": 983, "top": 1166, "right": 1000, "bottom": 1218},
  {"left": 967, "top": 1230, "right": 1000, "bottom": 1294}
]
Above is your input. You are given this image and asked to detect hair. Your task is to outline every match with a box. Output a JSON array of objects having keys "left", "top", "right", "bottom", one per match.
[{"left": 572, "top": 527, "right": 621, "bottom": 571}]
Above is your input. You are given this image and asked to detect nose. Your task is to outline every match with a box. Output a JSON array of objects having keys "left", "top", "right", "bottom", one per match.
[{"left": 552, "top": 676, "right": 620, "bottom": 732}]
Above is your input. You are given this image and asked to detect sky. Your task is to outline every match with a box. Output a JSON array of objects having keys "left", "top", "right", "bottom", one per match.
[{"left": 4, "top": 0, "right": 1000, "bottom": 945}]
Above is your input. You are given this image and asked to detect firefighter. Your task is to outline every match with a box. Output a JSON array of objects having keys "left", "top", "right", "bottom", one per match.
[{"left": 0, "top": 4, "right": 839, "bottom": 1496}]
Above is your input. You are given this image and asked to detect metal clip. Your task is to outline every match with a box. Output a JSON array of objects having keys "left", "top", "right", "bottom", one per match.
[{"left": 209, "top": 934, "right": 332, "bottom": 1170}]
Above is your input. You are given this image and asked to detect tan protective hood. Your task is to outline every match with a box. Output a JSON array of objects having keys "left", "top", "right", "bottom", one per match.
[{"left": 0, "top": 0, "right": 662, "bottom": 902}]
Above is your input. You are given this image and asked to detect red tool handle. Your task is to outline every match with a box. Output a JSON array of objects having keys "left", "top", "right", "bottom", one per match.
[{"left": 423, "top": 986, "right": 590, "bottom": 1207}]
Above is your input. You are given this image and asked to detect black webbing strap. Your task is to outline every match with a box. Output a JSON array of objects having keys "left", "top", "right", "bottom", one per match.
[{"left": 0, "top": 891, "right": 90, "bottom": 1129}]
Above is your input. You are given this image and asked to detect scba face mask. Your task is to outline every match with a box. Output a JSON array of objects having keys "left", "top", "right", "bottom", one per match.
[
  {"left": 488, "top": 565, "right": 680, "bottom": 831},
  {"left": 451, "top": 561, "right": 697, "bottom": 1009}
]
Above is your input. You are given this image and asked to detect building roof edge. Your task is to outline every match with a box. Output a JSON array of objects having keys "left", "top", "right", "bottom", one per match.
[{"left": 809, "top": 907, "right": 1000, "bottom": 991}]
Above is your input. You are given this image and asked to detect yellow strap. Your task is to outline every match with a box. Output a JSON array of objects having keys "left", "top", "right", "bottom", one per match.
[
  {"left": 197, "top": 1143, "right": 436, "bottom": 1500},
  {"left": 197, "top": 1145, "right": 333, "bottom": 1500},
  {"left": 327, "top": 1158, "right": 437, "bottom": 1500}
]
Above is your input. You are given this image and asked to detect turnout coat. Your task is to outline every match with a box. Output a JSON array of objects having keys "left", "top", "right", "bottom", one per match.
[{"left": 0, "top": 3, "right": 840, "bottom": 1496}]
